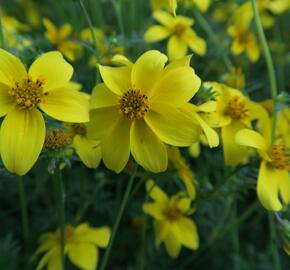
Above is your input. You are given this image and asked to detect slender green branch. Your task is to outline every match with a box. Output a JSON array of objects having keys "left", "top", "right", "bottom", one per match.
[
  {"left": 54, "top": 169, "right": 66, "bottom": 270},
  {"left": 192, "top": 8, "right": 232, "bottom": 71},
  {"left": 0, "top": 17, "right": 4, "bottom": 49},
  {"left": 251, "top": 0, "right": 278, "bottom": 143},
  {"left": 110, "top": 0, "right": 125, "bottom": 37},
  {"left": 17, "top": 176, "right": 30, "bottom": 253},
  {"left": 100, "top": 164, "right": 138, "bottom": 270}
]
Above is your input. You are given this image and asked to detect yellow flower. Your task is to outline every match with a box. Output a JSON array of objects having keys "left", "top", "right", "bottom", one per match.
[
  {"left": 88, "top": 51, "right": 201, "bottom": 173},
  {"left": 235, "top": 121, "right": 290, "bottom": 211},
  {"left": 143, "top": 179, "right": 199, "bottom": 258},
  {"left": 181, "top": 0, "right": 212, "bottom": 13},
  {"left": 168, "top": 146, "right": 197, "bottom": 199},
  {"left": 33, "top": 223, "right": 111, "bottom": 270},
  {"left": 43, "top": 18, "right": 81, "bottom": 62},
  {"left": 0, "top": 50, "right": 89, "bottom": 175},
  {"left": 144, "top": 11, "right": 206, "bottom": 60},
  {"left": 227, "top": 5, "right": 260, "bottom": 62},
  {"left": 203, "top": 82, "right": 267, "bottom": 166},
  {"left": 66, "top": 123, "right": 102, "bottom": 169},
  {"left": 151, "top": 0, "right": 178, "bottom": 15},
  {"left": 224, "top": 66, "right": 245, "bottom": 90}
]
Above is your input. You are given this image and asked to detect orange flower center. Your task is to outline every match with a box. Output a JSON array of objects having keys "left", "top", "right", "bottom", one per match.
[
  {"left": 269, "top": 144, "right": 290, "bottom": 170},
  {"left": 55, "top": 225, "right": 74, "bottom": 243},
  {"left": 227, "top": 96, "right": 249, "bottom": 120},
  {"left": 163, "top": 205, "right": 182, "bottom": 221},
  {"left": 71, "top": 123, "right": 87, "bottom": 136},
  {"left": 45, "top": 128, "right": 72, "bottom": 151},
  {"left": 174, "top": 22, "right": 187, "bottom": 36},
  {"left": 9, "top": 77, "right": 44, "bottom": 109},
  {"left": 118, "top": 89, "right": 150, "bottom": 120}
]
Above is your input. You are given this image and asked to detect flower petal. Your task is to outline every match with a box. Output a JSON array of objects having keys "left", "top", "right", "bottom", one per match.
[
  {"left": 279, "top": 170, "right": 290, "bottom": 207},
  {"left": 153, "top": 11, "right": 174, "bottom": 27},
  {"left": 163, "top": 55, "right": 192, "bottom": 73},
  {"left": 143, "top": 202, "right": 165, "bottom": 220},
  {"left": 67, "top": 243, "right": 97, "bottom": 270},
  {"left": 29, "top": 51, "right": 73, "bottom": 92},
  {"left": 164, "top": 229, "right": 182, "bottom": 258},
  {"left": 144, "top": 25, "right": 170, "bottom": 42},
  {"left": 0, "top": 108, "right": 45, "bottom": 176},
  {"left": 130, "top": 119, "right": 168, "bottom": 172},
  {"left": 0, "top": 83, "right": 15, "bottom": 117},
  {"left": 98, "top": 65, "right": 131, "bottom": 95},
  {"left": 167, "top": 36, "right": 188, "bottom": 61},
  {"left": 90, "top": 83, "right": 117, "bottom": 109},
  {"left": 73, "top": 135, "right": 101, "bottom": 169},
  {"left": 0, "top": 49, "right": 27, "bottom": 87},
  {"left": 150, "top": 67, "right": 200, "bottom": 107},
  {"left": 39, "top": 89, "right": 89, "bottom": 123},
  {"left": 183, "top": 29, "right": 207, "bottom": 56},
  {"left": 145, "top": 179, "right": 168, "bottom": 202},
  {"left": 154, "top": 220, "right": 170, "bottom": 246},
  {"left": 145, "top": 104, "right": 200, "bottom": 146},
  {"left": 102, "top": 117, "right": 131, "bottom": 173},
  {"left": 131, "top": 50, "right": 168, "bottom": 94},
  {"left": 257, "top": 161, "right": 283, "bottom": 211}
]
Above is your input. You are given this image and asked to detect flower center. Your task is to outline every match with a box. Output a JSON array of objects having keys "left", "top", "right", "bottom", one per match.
[
  {"left": 9, "top": 77, "right": 44, "bottom": 109},
  {"left": 55, "top": 225, "right": 74, "bottom": 244},
  {"left": 174, "top": 22, "right": 187, "bottom": 36},
  {"left": 118, "top": 89, "right": 150, "bottom": 120},
  {"left": 269, "top": 144, "right": 290, "bottom": 170},
  {"left": 71, "top": 123, "right": 87, "bottom": 137},
  {"left": 163, "top": 205, "right": 182, "bottom": 221},
  {"left": 44, "top": 128, "right": 72, "bottom": 151},
  {"left": 227, "top": 96, "right": 249, "bottom": 120}
]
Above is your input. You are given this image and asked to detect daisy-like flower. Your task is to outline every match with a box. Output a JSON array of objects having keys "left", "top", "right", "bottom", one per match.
[
  {"left": 0, "top": 50, "right": 89, "bottom": 175},
  {"left": 88, "top": 51, "right": 201, "bottom": 173},
  {"left": 33, "top": 223, "right": 111, "bottom": 270},
  {"left": 203, "top": 82, "right": 267, "bottom": 166},
  {"left": 143, "top": 179, "right": 199, "bottom": 258},
  {"left": 235, "top": 119, "right": 290, "bottom": 211},
  {"left": 144, "top": 11, "right": 206, "bottom": 60},
  {"left": 43, "top": 18, "right": 81, "bottom": 62}
]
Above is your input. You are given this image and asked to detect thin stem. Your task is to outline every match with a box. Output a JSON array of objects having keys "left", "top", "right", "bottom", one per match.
[
  {"left": 0, "top": 17, "right": 4, "bottom": 49},
  {"left": 54, "top": 169, "right": 66, "bottom": 270},
  {"left": 17, "top": 176, "right": 29, "bottom": 253},
  {"left": 232, "top": 198, "right": 240, "bottom": 270},
  {"left": 268, "top": 213, "right": 282, "bottom": 270},
  {"left": 251, "top": 0, "right": 278, "bottom": 143},
  {"left": 100, "top": 164, "right": 138, "bottom": 270},
  {"left": 192, "top": 8, "right": 232, "bottom": 71},
  {"left": 110, "top": 0, "right": 125, "bottom": 37},
  {"left": 139, "top": 214, "right": 148, "bottom": 270}
]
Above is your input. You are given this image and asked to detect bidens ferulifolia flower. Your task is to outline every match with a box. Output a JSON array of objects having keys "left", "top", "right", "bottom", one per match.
[
  {"left": 144, "top": 11, "right": 206, "bottom": 60},
  {"left": 143, "top": 179, "right": 199, "bottom": 258},
  {"left": 33, "top": 223, "right": 111, "bottom": 270},
  {"left": 88, "top": 51, "right": 201, "bottom": 173},
  {"left": 0, "top": 50, "right": 89, "bottom": 175}
]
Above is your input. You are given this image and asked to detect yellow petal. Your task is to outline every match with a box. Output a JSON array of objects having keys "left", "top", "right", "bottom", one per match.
[
  {"left": 130, "top": 119, "right": 168, "bottom": 172},
  {"left": 153, "top": 10, "right": 174, "bottom": 27},
  {"left": 279, "top": 170, "right": 290, "bottom": 207},
  {"left": 73, "top": 135, "right": 101, "bottom": 169},
  {"left": 0, "top": 83, "right": 15, "bottom": 117},
  {"left": 43, "top": 18, "right": 58, "bottom": 43},
  {"left": 221, "top": 121, "right": 249, "bottom": 166},
  {"left": 150, "top": 67, "right": 200, "bottom": 107},
  {"left": 131, "top": 50, "right": 168, "bottom": 94},
  {"left": 145, "top": 104, "right": 200, "bottom": 146},
  {"left": 39, "top": 89, "right": 89, "bottom": 123},
  {"left": 86, "top": 107, "right": 120, "bottom": 139},
  {"left": 102, "top": 117, "right": 131, "bottom": 173},
  {"left": 189, "top": 142, "right": 200, "bottom": 157},
  {"left": 0, "top": 49, "right": 27, "bottom": 87},
  {"left": 46, "top": 248, "right": 62, "bottom": 270},
  {"left": 143, "top": 202, "right": 165, "bottom": 220},
  {"left": 59, "top": 23, "right": 72, "bottom": 39},
  {"left": 90, "top": 83, "right": 117, "bottom": 109},
  {"left": 183, "top": 29, "right": 207, "bottom": 56},
  {"left": 175, "top": 217, "right": 199, "bottom": 250},
  {"left": 111, "top": 54, "right": 133, "bottom": 66},
  {"left": 167, "top": 36, "right": 188, "bottom": 61},
  {"left": 0, "top": 108, "right": 45, "bottom": 176},
  {"left": 29, "top": 51, "right": 73, "bottom": 92},
  {"left": 144, "top": 25, "right": 170, "bottom": 42},
  {"left": 257, "top": 161, "right": 283, "bottom": 211},
  {"left": 196, "top": 101, "right": 217, "bottom": 112},
  {"left": 145, "top": 179, "right": 168, "bottom": 202},
  {"left": 163, "top": 55, "right": 192, "bottom": 73},
  {"left": 67, "top": 243, "right": 97, "bottom": 270},
  {"left": 154, "top": 220, "right": 170, "bottom": 246},
  {"left": 246, "top": 34, "right": 260, "bottom": 62},
  {"left": 98, "top": 65, "right": 131, "bottom": 95},
  {"left": 231, "top": 39, "right": 244, "bottom": 55},
  {"left": 164, "top": 229, "right": 182, "bottom": 258}
]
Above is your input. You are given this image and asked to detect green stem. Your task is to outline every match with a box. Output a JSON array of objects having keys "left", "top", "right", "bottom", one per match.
[
  {"left": 110, "top": 0, "right": 125, "bottom": 37},
  {"left": 268, "top": 213, "right": 282, "bottom": 270},
  {"left": 232, "top": 198, "right": 240, "bottom": 270},
  {"left": 139, "top": 214, "right": 147, "bottom": 270},
  {"left": 100, "top": 164, "right": 138, "bottom": 270},
  {"left": 17, "top": 176, "right": 29, "bottom": 253},
  {"left": 0, "top": 17, "right": 4, "bottom": 49},
  {"left": 251, "top": 0, "right": 278, "bottom": 143},
  {"left": 192, "top": 8, "right": 232, "bottom": 71},
  {"left": 54, "top": 169, "right": 66, "bottom": 270}
]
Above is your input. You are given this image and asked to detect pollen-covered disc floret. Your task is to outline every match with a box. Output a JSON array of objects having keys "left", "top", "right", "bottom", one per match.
[
  {"left": 71, "top": 123, "right": 87, "bottom": 136},
  {"left": 227, "top": 96, "right": 249, "bottom": 120},
  {"left": 174, "top": 22, "right": 187, "bottom": 36},
  {"left": 163, "top": 201, "right": 182, "bottom": 221},
  {"left": 269, "top": 144, "right": 290, "bottom": 170},
  {"left": 9, "top": 77, "right": 44, "bottom": 109},
  {"left": 45, "top": 128, "right": 72, "bottom": 151},
  {"left": 118, "top": 89, "right": 150, "bottom": 120}
]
